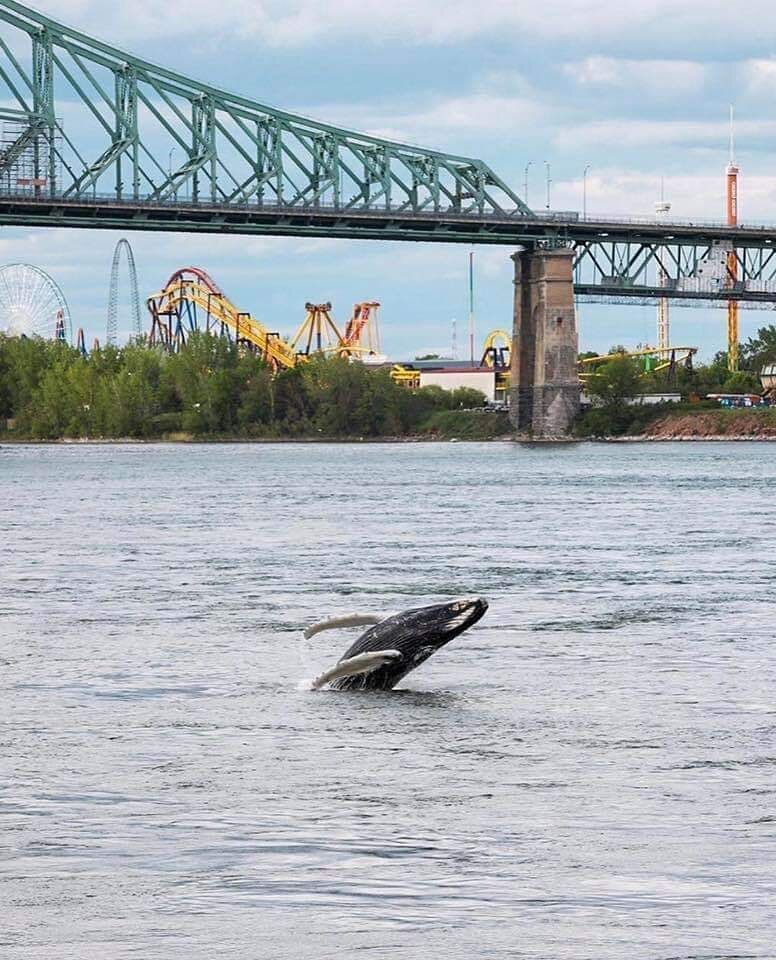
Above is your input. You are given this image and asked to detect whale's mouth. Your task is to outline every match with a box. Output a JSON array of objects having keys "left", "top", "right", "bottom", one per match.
[{"left": 441, "top": 597, "right": 488, "bottom": 636}]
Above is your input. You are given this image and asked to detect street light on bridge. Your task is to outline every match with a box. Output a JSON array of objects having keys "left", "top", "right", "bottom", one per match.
[
  {"left": 168, "top": 147, "right": 177, "bottom": 200},
  {"left": 544, "top": 161, "right": 551, "bottom": 211},
  {"left": 523, "top": 160, "right": 533, "bottom": 208}
]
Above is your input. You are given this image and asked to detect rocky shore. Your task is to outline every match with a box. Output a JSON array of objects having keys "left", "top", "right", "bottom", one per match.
[{"left": 640, "top": 410, "right": 776, "bottom": 440}]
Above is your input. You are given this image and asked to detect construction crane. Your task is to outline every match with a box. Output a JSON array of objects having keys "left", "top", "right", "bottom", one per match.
[{"left": 655, "top": 187, "right": 671, "bottom": 351}]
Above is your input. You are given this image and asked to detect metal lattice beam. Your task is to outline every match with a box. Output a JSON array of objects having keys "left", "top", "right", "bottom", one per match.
[
  {"left": 0, "top": 0, "right": 530, "bottom": 217},
  {"left": 574, "top": 238, "right": 776, "bottom": 306}
]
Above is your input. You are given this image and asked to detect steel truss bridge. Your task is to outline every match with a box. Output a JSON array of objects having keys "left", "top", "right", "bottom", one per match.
[{"left": 1, "top": 0, "right": 776, "bottom": 310}]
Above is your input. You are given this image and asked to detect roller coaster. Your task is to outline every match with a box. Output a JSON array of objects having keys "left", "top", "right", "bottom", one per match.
[
  {"left": 148, "top": 267, "right": 298, "bottom": 368},
  {"left": 147, "top": 267, "right": 385, "bottom": 368},
  {"left": 578, "top": 346, "right": 698, "bottom": 383}
]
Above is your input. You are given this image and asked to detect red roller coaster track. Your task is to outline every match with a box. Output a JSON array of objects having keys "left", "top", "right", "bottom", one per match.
[{"left": 163, "top": 266, "right": 223, "bottom": 297}]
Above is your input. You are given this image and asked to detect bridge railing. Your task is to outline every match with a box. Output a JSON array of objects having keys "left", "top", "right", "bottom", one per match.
[
  {"left": 2, "top": 186, "right": 776, "bottom": 236},
  {"left": 560, "top": 212, "right": 776, "bottom": 231}
]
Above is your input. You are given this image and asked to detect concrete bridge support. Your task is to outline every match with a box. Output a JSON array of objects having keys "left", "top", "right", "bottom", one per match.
[{"left": 509, "top": 246, "right": 580, "bottom": 437}]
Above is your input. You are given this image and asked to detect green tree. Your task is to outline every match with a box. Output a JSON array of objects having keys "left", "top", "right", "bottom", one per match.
[
  {"left": 397, "top": 384, "right": 450, "bottom": 432},
  {"left": 304, "top": 355, "right": 372, "bottom": 436},
  {"left": 586, "top": 356, "right": 641, "bottom": 407},
  {"left": 449, "top": 386, "right": 487, "bottom": 409},
  {"left": 0, "top": 330, "right": 501, "bottom": 440},
  {"left": 237, "top": 355, "right": 274, "bottom": 435},
  {"left": 355, "top": 366, "right": 403, "bottom": 436},
  {"left": 577, "top": 356, "right": 642, "bottom": 437},
  {"left": 273, "top": 364, "right": 312, "bottom": 434},
  {"left": 0, "top": 335, "right": 66, "bottom": 423},
  {"left": 721, "top": 370, "right": 761, "bottom": 394},
  {"left": 25, "top": 352, "right": 81, "bottom": 438},
  {"left": 687, "top": 358, "right": 728, "bottom": 396},
  {"left": 164, "top": 332, "right": 242, "bottom": 434},
  {"left": 740, "top": 325, "right": 776, "bottom": 372}
]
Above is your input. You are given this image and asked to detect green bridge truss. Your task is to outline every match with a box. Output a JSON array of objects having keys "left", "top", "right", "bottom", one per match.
[
  {"left": 0, "top": 0, "right": 529, "bottom": 217},
  {"left": 574, "top": 236, "right": 776, "bottom": 309},
  {"left": 1, "top": 0, "right": 776, "bottom": 307}
]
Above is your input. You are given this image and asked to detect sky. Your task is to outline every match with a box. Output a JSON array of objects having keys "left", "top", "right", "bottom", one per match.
[{"left": 3, "top": 0, "right": 776, "bottom": 359}]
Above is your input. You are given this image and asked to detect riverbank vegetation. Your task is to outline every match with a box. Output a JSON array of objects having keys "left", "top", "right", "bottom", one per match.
[
  {"left": 4, "top": 323, "right": 775, "bottom": 443},
  {"left": 0, "top": 333, "right": 500, "bottom": 441},
  {"left": 574, "top": 324, "right": 776, "bottom": 438}
]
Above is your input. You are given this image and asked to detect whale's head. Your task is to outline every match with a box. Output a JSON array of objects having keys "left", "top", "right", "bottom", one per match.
[
  {"left": 333, "top": 597, "right": 488, "bottom": 690},
  {"left": 387, "top": 597, "right": 489, "bottom": 649}
]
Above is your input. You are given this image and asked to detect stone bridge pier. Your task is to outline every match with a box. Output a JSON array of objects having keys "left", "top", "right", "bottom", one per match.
[{"left": 509, "top": 246, "right": 580, "bottom": 437}]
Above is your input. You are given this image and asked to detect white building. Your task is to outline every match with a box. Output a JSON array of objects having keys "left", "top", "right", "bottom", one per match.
[{"left": 419, "top": 367, "right": 498, "bottom": 403}]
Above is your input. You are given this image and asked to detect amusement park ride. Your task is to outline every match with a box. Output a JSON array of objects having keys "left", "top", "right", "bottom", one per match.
[
  {"left": 147, "top": 267, "right": 386, "bottom": 369},
  {"left": 579, "top": 345, "right": 697, "bottom": 382}
]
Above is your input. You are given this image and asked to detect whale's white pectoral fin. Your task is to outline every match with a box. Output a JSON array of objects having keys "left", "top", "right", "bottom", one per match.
[
  {"left": 303, "top": 613, "right": 385, "bottom": 640},
  {"left": 310, "top": 650, "right": 402, "bottom": 690}
]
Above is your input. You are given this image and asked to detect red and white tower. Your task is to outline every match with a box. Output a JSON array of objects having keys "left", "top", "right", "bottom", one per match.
[{"left": 726, "top": 106, "right": 740, "bottom": 371}]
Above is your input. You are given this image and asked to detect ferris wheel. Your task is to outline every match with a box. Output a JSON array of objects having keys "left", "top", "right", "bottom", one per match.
[{"left": 0, "top": 263, "right": 72, "bottom": 343}]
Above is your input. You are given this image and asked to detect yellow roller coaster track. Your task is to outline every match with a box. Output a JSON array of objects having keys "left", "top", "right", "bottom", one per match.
[
  {"left": 578, "top": 346, "right": 697, "bottom": 380},
  {"left": 147, "top": 267, "right": 299, "bottom": 369},
  {"left": 481, "top": 329, "right": 511, "bottom": 368}
]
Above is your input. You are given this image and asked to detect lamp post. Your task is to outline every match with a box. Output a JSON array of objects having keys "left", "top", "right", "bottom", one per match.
[
  {"left": 168, "top": 147, "right": 177, "bottom": 200},
  {"left": 583, "top": 162, "right": 592, "bottom": 218},
  {"left": 523, "top": 160, "right": 532, "bottom": 208},
  {"left": 545, "top": 161, "right": 551, "bottom": 211}
]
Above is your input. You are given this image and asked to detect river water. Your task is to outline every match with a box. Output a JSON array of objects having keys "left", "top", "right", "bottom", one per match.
[{"left": 1, "top": 441, "right": 775, "bottom": 959}]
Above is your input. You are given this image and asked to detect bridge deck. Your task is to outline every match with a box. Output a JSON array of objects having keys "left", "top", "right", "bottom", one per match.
[{"left": 1, "top": 192, "right": 775, "bottom": 248}]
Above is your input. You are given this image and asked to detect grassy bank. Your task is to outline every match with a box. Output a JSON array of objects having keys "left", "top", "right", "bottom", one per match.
[
  {"left": 419, "top": 410, "right": 512, "bottom": 440},
  {"left": 2, "top": 410, "right": 513, "bottom": 444},
  {"left": 574, "top": 401, "right": 703, "bottom": 438},
  {"left": 574, "top": 402, "right": 776, "bottom": 439}
]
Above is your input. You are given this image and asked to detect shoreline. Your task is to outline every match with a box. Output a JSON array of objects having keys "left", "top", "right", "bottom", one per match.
[
  {"left": 0, "top": 435, "right": 514, "bottom": 445},
  {"left": 3, "top": 434, "right": 776, "bottom": 446},
  {"left": 593, "top": 434, "right": 776, "bottom": 442}
]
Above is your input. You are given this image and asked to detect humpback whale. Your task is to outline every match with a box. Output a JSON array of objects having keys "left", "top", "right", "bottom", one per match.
[{"left": 305, "top": 598, "right": 488, "bottom": 691}]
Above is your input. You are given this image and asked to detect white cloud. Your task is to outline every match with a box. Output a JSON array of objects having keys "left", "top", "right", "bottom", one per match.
[
  {"left": 303, "top": 92, "right": 546, "bottom": 149},
  {"left": 564, "top": 57, "right": 707, "bottom": 97},
  {"left": 743, "top": 58, "right": 776, "bottom": 93},
  {"left": 554, "top": 118, "right": 776, "bottom": 151},
  {"left": 550, "top": 170, "right": 776, "bottom": 222},
  {"left": 30, "top": 0, "right": 776, "bottom": 48}
]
